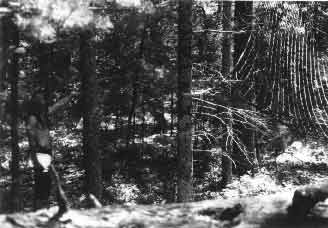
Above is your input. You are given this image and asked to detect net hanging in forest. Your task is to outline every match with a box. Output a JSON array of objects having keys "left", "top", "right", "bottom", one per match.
[{"left": 233, "top": 5, "right": 328, "bottom": 138}]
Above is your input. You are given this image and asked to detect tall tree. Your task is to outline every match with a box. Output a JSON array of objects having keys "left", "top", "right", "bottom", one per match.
[
  {"left": 0, "top": 6, "right": 6, "bottom": 132},
  {"left": 126, "top": 20, "right": 146, "bottom": 147},
  {"left": 80, "top": 29, "right": 103, "bottom": 200},
  {"left": 177, "top": 0, "right": 193, "bottom": 202},
  {"left": 36, "top": 44, "right": 52, "bottom": 110},
  {"left": 221, "top": 0, "right": 233, "bottom": 187},
  {"left": 9, "top": 24, "right": 20, "bottom": 212},
  {"left": 30, "top": 46, "right": 53, "bottom": 210},
  {"left": 0, "top": 13, "right": 5, "bottom": 89},
  {"left": 1, "top": 13, "right": 21, "bottom": 211}
]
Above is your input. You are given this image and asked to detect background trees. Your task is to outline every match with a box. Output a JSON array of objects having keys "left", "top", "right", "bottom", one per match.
[
  {"left": 0, "top": 0, "right": 327, "bottom": 214},
  {"left": 177, "top": 0, "right": 193, "bottom": 202}
]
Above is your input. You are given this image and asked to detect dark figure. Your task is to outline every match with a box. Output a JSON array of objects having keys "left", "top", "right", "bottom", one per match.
[
  {"left": 26, "top": 93, "right": 52, "bottom": 209},
  {"left": 25, "top": 93, "right": 68, "bottom": 215}
]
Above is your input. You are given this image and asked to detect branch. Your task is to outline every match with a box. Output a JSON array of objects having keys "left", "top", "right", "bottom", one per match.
[
  {"left": 48, "top": 94, "right": 73, "bottom": 115},
  {"left": 193, "top": 29, "right": 256, "bottom": 34}
]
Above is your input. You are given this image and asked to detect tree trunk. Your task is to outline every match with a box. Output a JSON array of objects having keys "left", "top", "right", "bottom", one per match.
[
  {"left": 126, "top": 78, "right": 138, "bottom": 146},
  {"left": 160, "top": 96, "right": 166, "bottom": 134},
  {"left": 177, "top": 0, "right": 193, "bottom": 202},
  {"left": 6, "top": 17, "right": 20, "bottom": 212},
  {"left": 28, "top": 44, "right": 53, "bottom": 211},
  {"left": 37, "top": 44, "right": 52, "bottom": 110},
  {"left": 80, "top": 30, "right": 103, "bottom": 199},
  {"left": 126, "top": 24, "right": 147, "bottom": 147},
  {"left": 0, "top": 15, "right": 5, "bottom": 140},
  {"left": 221, "top": 0, "right": 234, "bottom": 187},
  {"left": 0, "top": 14, "right": 6, "bottom": 89},
  {"left": 170, "top": 91, "right": 174, "bottom": 136}
]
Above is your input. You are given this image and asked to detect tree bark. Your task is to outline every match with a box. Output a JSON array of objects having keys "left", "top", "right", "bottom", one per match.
[
  {"left": 177, "top": 0, "right": 193, "bottom": 202},
  {"left": 0, "top": 13, "right": 6, "bottom": 89},
  {"left": 5, "top": 17, "right": 21, "bottom": 212},
  {"left": 28, "top": 44, "right": 53, "bottom": 211},
  {"left": 221, "top": 0, "right": 233, "bottom": 187},
  {"left": 37, "top": 44, "right": 52, "bottom": 111},
  {"left": 170, "top": 91, "right": 174, "bottom": 136},
  {"left": 0, "top": 13, "right": 5, "bottom": 140},
  {"left": 80, "top": 30, "right": 103, "bottom": 199},
  {"left": 126, "top": 23, "right": 147, "bottom": 147}
]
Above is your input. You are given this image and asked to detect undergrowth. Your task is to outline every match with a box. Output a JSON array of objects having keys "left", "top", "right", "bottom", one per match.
[{"left": 1, "top": 126, "right": 328, "bottom": 212}]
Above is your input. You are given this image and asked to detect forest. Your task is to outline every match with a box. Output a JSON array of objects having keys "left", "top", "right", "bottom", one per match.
[{"left": 1, "top": 0, "right": 328, "bottom": 227}]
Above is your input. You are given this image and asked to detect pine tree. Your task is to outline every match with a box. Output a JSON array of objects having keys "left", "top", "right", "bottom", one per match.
[
  {"left": 9, "top": 23, "right": 20, "bottom": 212},
  {"left": 0, "top": 12, "right": 6, "bottom": 88},
  {"left": 221, "top": 0, "right": 233, "bottom": 187},
  {"left": 80, "top": 29, "right": 103, "bottom": 200},
  {"left": 177, "top": 0, "right": 193, "bottom": 202},
  {"left": 0, "top": 12, "right": 21, "bottom": 212}
]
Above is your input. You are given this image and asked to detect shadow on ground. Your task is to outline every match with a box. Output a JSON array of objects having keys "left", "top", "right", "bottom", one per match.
[{"left": 259, "top": 213, "right": 328, "bottom": 228}]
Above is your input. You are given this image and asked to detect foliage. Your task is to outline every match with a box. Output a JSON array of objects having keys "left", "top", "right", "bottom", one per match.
[
  {"left": 222, "top": 170, "right": 283, "bottom": 198},
  {"left": 1, "top": 0, "right": 328, "bottom": 214}
]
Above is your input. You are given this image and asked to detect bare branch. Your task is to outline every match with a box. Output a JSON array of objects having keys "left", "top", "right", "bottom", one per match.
[{"left": 48, "top": 94, "right": 73, "bottom": 115}]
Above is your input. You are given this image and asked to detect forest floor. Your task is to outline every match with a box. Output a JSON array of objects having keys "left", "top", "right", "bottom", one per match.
[
  {"left": 1, "top": 188, "right": 328, "bottom": 228},
  {"left": 1, "top": 126, "right": 328, "bottom": 227}
]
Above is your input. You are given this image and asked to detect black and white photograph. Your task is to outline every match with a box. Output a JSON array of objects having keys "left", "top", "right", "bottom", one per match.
[{"left": 0, "top": 0, "right": 328, "bottom": 227}]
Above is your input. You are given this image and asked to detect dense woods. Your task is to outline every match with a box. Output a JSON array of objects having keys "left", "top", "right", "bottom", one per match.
[{"left": 2, "top": 0, "right": 328, "bottom": 227}]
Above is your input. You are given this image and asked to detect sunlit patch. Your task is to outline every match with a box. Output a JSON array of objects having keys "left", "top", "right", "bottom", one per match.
[
  {"left": 222, "top": 171, "right": 284, "bottom": 198},
  {"left": 28, "top": 158, "right": 34, "bottom": 168},
  {"left": 15, "top": 0, "right": 108, "bottom": 42},
  {"left": 36, "top": 153, "right": 52, "bottom": 172},
  {"left": 62, "top": 5, "right": 93, "bottom": 28},
  {"left": 94, "top": 15, "right": 113, "bottom": 30},
  {"left": 116, "top": 0, "right": 141, "bottom": 8},
  {"left": 276, "top": 141, "right": 328, "bottom": 166},
  {"left": 289, "top": 141, "right": 303, "bottom": 151},
  {"left": 38, "top": 23, "right": 56, "bottom": 43},
  {"left": 18, "top": 141, "right": 29, "bottom": 149}
]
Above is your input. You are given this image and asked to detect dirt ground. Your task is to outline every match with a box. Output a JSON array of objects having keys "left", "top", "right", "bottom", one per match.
[{"left": 1, "top": 190, "right": 328, "bottom": 228}]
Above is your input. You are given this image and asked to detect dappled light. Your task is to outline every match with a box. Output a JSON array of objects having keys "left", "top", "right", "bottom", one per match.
[{"left": 1, "top": 1, "right": 328, "bottom": 228}]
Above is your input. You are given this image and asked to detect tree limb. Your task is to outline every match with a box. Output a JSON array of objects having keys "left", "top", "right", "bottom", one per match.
[{"left": 48, "top": 94, "right": 73, "bottom": 115}]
